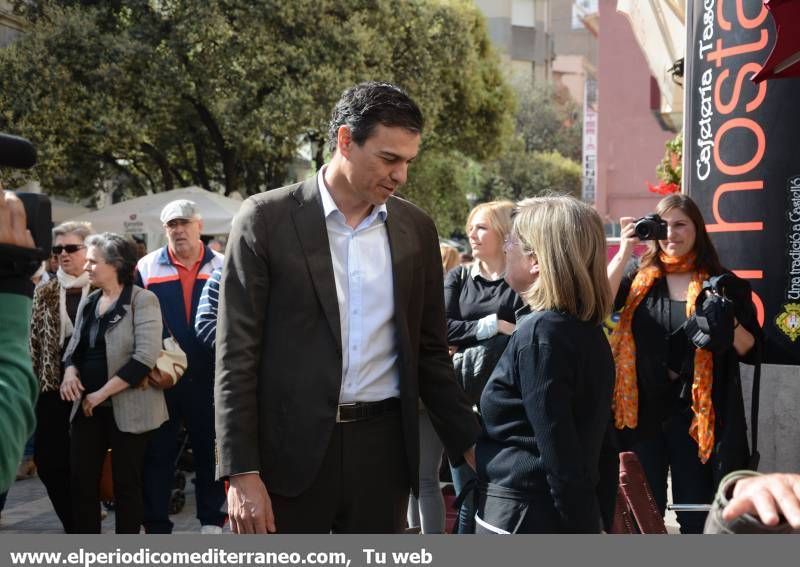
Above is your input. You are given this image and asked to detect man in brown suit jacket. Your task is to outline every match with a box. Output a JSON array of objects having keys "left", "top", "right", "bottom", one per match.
[{"left": 215, "top": 82, "right": 480, "bottom": 533}]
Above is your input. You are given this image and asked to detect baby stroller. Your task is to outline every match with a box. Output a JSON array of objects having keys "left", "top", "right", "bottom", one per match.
[{"left": 169, "top": 424, "right": 194, "bottom": 515}]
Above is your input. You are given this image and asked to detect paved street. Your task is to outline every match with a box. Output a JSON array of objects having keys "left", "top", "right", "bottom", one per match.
[
  {"left": 0, "top": 472, "right": 211, "bottom": 534},
  {"left": 1, "top": 471, "right": 679, "bottom": 534}
]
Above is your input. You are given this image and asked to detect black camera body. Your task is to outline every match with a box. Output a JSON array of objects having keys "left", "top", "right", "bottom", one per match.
[
  {"left": 1, "top": 133, "right": 52, "bottom": 278},
  {"left": 634, "top": 213, "right": 668, "bottom": 241}
]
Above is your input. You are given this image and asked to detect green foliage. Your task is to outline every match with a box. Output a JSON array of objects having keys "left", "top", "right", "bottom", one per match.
[
  {"left": 0, "top": 0, "right": 514, "bottom": 222},
  {"left": 513, "top": 81, "right": 582, "bottom": 162},
  {"left": 656, "top": 133, "right": 682, "bottom": 186},
  {"left": 402, "top": 150, "right": 479, "bottom": 237},
  {"left": 484, "top": 142, "right": 582, "bottom": 202}
]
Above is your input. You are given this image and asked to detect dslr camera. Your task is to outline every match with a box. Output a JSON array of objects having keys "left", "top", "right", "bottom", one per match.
[{"left": 633, "top": 213, "right": 668, "bottom": 241}]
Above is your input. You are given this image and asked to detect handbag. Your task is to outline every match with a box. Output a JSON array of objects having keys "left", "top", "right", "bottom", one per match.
[{"left": 148, "top": 332, "right": 188, "bottom": 390}]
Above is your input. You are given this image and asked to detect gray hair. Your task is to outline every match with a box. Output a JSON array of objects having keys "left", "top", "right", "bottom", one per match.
[
  {"left": 52, "top": 221, "right": 93, "bottom": 241},
  {"left": 85, "top": 233, "right": 139, "bottom": 286}
]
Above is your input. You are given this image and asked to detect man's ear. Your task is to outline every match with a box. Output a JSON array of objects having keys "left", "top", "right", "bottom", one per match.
[
  {"left": 336, "top": 126, "right": 353, "bottom": 158},
  {"left": 197, "top": 219, "right": 204, "bottom": 233}
]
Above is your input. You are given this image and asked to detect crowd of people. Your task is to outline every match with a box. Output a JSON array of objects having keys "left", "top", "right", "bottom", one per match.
[{"left": 1, "top": 81, "right": 799, "bottom": 535}]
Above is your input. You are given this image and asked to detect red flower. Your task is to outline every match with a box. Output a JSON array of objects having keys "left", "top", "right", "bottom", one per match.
[{"left": 647, "top": 181, "right": 680, "bottom": 195}]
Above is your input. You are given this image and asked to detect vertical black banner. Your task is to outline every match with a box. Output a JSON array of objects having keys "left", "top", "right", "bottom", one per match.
[{"left": 685, "top": 0, "right": 800, "bottom": 364}]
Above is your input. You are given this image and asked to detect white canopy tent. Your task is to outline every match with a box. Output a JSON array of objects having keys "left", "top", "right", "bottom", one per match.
[
  {"left": 51, "top": 197, "right": 90, "bottom": 224},
  {"left": 70, "top": 186, "right": 243, "bottom": 251}
]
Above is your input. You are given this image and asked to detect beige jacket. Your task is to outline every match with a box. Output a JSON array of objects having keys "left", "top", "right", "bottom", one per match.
[{"left": 63, "top": 285, "right": 168, "bottom": 434}]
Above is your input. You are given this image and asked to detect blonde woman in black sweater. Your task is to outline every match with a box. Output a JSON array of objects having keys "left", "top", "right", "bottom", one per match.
[{"left": 475, "top": 196, "right": 614, "bottom": 533}]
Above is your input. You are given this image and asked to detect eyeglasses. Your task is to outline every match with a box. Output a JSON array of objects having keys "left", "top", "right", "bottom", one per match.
[
  {"left": 52, "top": 244, "right": 85, "bottom": 255},
  {"left": 503, "top": 235, "right": 533, "bottom": 255}
]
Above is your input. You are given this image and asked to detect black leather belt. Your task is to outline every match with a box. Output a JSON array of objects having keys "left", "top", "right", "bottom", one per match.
[{"left": 336, "top": 398, "right": 401, "bottom": 423}]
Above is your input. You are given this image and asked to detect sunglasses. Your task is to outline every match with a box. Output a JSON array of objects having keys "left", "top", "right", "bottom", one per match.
[{"left": 52, "top": 244, "right": 85, "bottom": 255}]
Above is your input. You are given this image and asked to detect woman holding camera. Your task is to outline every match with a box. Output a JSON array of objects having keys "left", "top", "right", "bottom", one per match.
[
  {"left": 60, "top": 233, "right": 167, "bottom": 533},
  {"left": 475, "top": 196, "right": 614, "bottom": 533},
  {"left": 607, "top": 193, "right": 759, "bottom": 533}
]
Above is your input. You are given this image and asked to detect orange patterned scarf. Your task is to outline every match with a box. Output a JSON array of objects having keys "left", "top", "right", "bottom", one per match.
[{"left": 610, "top": 252, "right": 715, "bottom": 463}]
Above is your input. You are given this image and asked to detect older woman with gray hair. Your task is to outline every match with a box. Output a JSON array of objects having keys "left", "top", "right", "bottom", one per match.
[{"left": 60, "top": 233, "right": 167, "bottom": 533}]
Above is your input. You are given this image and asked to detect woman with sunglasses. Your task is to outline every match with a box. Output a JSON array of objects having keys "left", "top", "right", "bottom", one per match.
[
  {"left": 29, "top": 221, "right": 93, "bottom": 532},
  {"left": 475, "top": 196, "right": 614, "bottom": 533}
]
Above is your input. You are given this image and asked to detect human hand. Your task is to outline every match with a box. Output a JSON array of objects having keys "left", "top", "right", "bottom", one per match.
[
  {"left": 228, "top": 472, "right": 276, "bottom": 534},
  {"left": 463, "top": 446, "right": 476, "bottom": 471},
  {"left": 82, "top": 391, "right": 106, "bottom": 417},
  {"left": 497, "top": 320, "right": 516, "bottom": 336},
  {"left": 60, "top": 366, "right": 85, "bottom": 402},
  {"left": 146, "top": 367, "right": 174, "bottom": 390},
  {"left": 0, "top": 189, "right": 35, "bottom": 248},
  {"left": 722, "top": 473, "right": 800, "bottom": 528},
  {"left": 618, "top": 216, "right": 638, "bottom": 252}
]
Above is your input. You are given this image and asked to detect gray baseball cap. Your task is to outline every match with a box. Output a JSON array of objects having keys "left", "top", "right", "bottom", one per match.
[{"left": 160, "top": 199, "right": 199, "bottom": 224}]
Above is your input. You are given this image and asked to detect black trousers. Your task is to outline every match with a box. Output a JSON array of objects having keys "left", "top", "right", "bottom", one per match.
[
  {"left": 70, "top": 406, "right": 151, "bottom": 534},
  {"left": 632, "top": 408, "right": 714, "bottom": 534},
  {"left": 33, "top": 390, "right": 73, "bottom": 533},
  {"left": 269, "top": 412, "right": 410, "bottom": 533}
]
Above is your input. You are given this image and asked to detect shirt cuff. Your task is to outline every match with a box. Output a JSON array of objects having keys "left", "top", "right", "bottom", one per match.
[
  {"left": 115, "top": 359, "right": 152, "bottom": 386},
  {"left": 475, "top": 313, "right": 498, "bottom": 340}
]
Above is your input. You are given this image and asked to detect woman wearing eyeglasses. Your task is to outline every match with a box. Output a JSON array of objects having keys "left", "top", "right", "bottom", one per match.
[
  {"left": 444, "top": 200, "right": 522, "bottom": 533},
  {"left": 29, "top": 221, "right": 93, "bottom": 533},
  {"left": 475, "top": 196, "right": 614, "bottom": 533}
]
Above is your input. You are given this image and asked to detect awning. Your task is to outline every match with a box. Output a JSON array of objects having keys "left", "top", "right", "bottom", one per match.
[{"left": 753, "top": 0, "right": 800, "bottom": 82}]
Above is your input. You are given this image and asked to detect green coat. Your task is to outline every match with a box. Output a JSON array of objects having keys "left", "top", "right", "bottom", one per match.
[{"left": 0, "top": 292, "right": 38, "bottom": 492}]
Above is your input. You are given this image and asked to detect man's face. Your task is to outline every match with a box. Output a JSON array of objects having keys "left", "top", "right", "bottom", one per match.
[
  {"left": 164, "top": 217, "right": 203, "bottom": 257},
  {"left": 338, "top": 124, "right": 420, "bottom": 208}
]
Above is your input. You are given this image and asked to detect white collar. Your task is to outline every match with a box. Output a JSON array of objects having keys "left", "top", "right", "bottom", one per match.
[
  {"left": 317, "top": 167, "right": 388, "bottom": 223},
  {"left": 469, "top": 261, "right": 505, "bottom": 282}
]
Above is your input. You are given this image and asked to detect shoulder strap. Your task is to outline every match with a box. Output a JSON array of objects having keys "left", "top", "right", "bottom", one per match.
[{"left": 749, "top": 341, "right": 761, "bottom": 469}]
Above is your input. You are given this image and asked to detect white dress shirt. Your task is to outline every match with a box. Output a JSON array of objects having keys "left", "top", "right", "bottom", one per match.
[{"left": 317, "top": 168, "right": 400, "bottom": 403}]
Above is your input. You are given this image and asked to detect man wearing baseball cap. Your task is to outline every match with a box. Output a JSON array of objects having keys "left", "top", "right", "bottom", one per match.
[{"left": 135, "top": 199, "right": 226, "bottom": 534}]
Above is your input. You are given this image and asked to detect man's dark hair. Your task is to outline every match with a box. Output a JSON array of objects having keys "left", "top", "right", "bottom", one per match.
[{"left": 327, "top": 82, "right": 424, "bottom": 152}]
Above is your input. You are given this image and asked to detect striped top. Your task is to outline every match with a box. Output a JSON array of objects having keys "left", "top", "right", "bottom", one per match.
[{"left": 195, "top": 267, "right": 222, "bottom": 350}]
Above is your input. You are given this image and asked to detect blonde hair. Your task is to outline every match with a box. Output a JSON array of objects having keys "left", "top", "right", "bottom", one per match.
[
  {"left": 465, "top": 200, "right": 515, "bottom": 242},
  {"left": 440, "top": 244, "right": 460, "bottom": 274},
  {"left": 513, "top": 195, "right": 611, "bottom": 324}
]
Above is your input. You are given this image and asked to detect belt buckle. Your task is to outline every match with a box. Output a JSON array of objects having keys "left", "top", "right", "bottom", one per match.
[{"left": 336, "top": 403, "right": 358, "bottom": 423}]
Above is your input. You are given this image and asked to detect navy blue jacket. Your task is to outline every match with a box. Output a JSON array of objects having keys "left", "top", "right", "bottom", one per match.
[{"left": 135, "top": 245, "right": 224, "bottom": 384}]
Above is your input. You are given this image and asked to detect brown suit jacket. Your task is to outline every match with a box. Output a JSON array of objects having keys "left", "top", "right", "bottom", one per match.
[{"left": 215, "top": 175, "right": 480, "bottom": 497}]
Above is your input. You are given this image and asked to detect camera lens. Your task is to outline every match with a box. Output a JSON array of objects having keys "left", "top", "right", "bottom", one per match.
[{"left": 634, "top": 222, "right": 652, "bottom": 240}]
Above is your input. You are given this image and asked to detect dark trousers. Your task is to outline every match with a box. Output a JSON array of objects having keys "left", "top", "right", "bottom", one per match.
[
  {"left": 70, "top": 406, "right": 151, "bottom": 533},
  {"left": 269, "top": 412, "right": 410, "bottom": 533},
  {"left": 632, "top": 408, "right": 714, "bottom": 534},
  {"left": 33, "top": 390, "right": 73, "bottom": 533},
  {"left": 142, "top": 376, "right": 226, "bottom": 533}
]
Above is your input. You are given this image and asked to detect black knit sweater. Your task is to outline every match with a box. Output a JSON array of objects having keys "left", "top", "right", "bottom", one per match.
[{"left": 476, "top": 309, "right": 615, "bottom": 532}]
